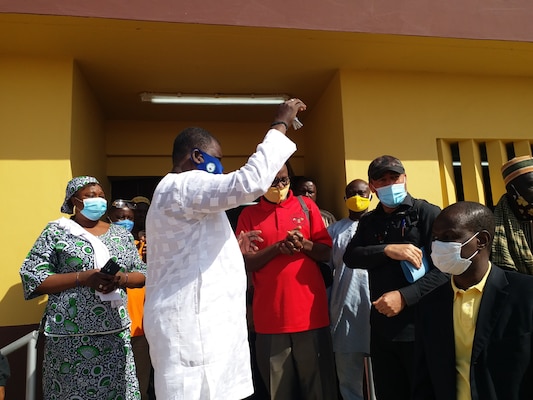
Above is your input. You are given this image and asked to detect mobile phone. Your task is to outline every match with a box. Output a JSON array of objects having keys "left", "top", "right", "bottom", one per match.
[{"left": 101, "top": 259, "right": 121, "bottom": 275}]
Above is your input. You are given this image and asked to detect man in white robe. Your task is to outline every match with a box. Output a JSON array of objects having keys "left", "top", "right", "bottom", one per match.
[{"left": 144, "top": 99, "right": 306, "bottom": 400}]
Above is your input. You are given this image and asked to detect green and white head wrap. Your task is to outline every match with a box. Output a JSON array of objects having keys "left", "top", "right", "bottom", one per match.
[{"left": 61, "top": 176, "right": 100, "bottom": 214}]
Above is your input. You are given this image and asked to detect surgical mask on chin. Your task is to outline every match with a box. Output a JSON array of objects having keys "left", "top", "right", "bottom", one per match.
[
  {"left": 430, "top": 232, "right": 480, "bottom": 275},
  {"left": 193, "top": 149, "right": 224, "bottom": 174},
  {"left": 375, "top": 182, "right": 407, "bottom": 208},
  {"left": 113, "top": 219, "right": 134, "bottom": 232},
  {"left": 345, "top": 195, "right": 371, "bottom": 212},
  {"left": 264, "top": 185, "right": 290, "bottom": 204},
  {"left": 79, "top": 197, "right": 107, "bottom": 221}
]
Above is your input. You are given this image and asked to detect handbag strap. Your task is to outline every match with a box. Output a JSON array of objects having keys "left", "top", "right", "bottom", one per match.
[
  {"left": 296, "top": 195, "right": 310, "bottom": 228},
  {"left": 297, "top": 195, "right": 333, "bottom": 287}
]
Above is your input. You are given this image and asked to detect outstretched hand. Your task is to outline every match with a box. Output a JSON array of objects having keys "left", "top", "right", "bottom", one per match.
[{"left": 238, "top": 230, "right": 264, "bottom": 255}]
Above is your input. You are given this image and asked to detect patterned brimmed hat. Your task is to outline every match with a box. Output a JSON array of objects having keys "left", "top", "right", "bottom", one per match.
[
  {"left": 501, "top": 156, "right": 533, "bottom": 186},
  {"left": 61, "top": 176, "right": 100, "bottom": 214},
  {"left": 368, "top": 155, "right": 405, "bottom": 181}
]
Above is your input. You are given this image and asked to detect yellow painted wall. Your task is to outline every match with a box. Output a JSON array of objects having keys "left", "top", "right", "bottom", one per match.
[
  {"left": 71, "top": 62, "right": 108, "bottom": 193},
  {"left": 1, "top": 57, "right": 306, "bottom": 328},
  {"left": 0, "top": 57, "right": 106, "bottom": 326},
  {"left": 6, "top": 61, "right": 533, "bottom": 329},
  {"left": 304, "top": 72, "right": 348, "bottom": 219},
  {"left": 0, "top": 57, "right": 74, "bottom": 325},
  {"left": 342, "top": 70, "right": 533, "bottom": 209},
  {"left": 105, "top": 120, "right": 306, "bottom": 177}
]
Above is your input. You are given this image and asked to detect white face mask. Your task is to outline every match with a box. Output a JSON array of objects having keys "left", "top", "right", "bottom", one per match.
[{"left": 430, "top": 232, "right": 480, "bottom": 275}]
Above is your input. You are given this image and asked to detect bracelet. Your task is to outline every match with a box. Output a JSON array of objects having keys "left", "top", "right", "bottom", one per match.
[
  {"left": 270, "top": 121, "right": 288, "bottom": 130},
  {"left": 123, "top": 272, "right": 129, "bottom": 288},
  {"left": 76, "top": 271, "right": 80, "bottom": 288}
]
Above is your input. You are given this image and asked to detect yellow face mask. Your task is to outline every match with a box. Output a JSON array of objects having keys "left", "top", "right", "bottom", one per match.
[
  {"left": 345, "top": 195, "right": 371, "bottom": 212},
  {"left": 264, "top": 185, "right": 290, "bottom": 204}
]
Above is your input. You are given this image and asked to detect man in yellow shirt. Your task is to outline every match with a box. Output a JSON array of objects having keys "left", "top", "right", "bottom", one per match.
[{"left": 414, "top": 201, "right": 533, "bottom": 400}]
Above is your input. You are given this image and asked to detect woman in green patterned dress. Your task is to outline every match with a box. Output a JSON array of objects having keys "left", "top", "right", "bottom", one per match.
[{"left": 20, "top": 176, "right": 146, "bottom": 400}]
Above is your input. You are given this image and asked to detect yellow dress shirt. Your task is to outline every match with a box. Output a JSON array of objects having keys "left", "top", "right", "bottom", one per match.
[{"left": 451, "top": 262, "right": 491, "bottom": 400}]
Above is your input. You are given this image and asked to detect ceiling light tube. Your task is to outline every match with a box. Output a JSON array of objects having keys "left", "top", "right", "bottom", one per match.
[{"left": 140, "top": 92, "right": 290, "bottom": 105}]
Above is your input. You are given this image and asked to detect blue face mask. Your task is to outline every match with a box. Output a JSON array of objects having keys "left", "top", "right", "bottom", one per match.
[
  {"left": 113, "top": 219, "right": 134, "bottom": 232},
  {"left": 78, "top": 197, "right": 107, "bottom": 221},
  {"left": 375, "top": 182, "right": 407, "bottom": 208},
  {"left": 193, "top": 149, "right": 224, "bottom": 174}
]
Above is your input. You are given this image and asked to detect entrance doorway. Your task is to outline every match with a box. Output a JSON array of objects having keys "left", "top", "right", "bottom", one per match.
[{"left": 109, "top": 176, "right": 162, "bottom": 202}]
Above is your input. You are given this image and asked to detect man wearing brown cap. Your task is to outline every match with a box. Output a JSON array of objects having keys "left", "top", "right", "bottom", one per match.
[
  {"left": 131, "top": 196, "right": 151, "bottom": 240},
  {"left": 492, "top": 155, "right": 533, "bottom": 275},
  {"left": 343, "top": 155, "right": 448, "bottom": 400}
]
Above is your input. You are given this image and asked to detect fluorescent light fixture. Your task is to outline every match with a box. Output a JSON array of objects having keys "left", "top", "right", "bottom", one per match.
[{"left": 140, "top": 92, "right": 290, "bottom": 105}]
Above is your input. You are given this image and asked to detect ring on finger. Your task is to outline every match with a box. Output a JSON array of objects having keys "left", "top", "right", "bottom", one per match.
[{"left": 98, "top": 284, "right": 103, "bottom": 289}]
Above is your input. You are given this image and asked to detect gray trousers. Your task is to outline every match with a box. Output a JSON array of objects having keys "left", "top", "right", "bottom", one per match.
[{"left": 255, "top": 327, "right": 338, "bottom": 400}]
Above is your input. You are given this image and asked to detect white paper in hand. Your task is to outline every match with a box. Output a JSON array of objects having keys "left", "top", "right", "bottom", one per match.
[{"left": 292, "top": 117, "right": 304, "bottom": 130}]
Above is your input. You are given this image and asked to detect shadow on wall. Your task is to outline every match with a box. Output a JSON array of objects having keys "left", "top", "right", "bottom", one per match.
[
  {"left": 0, "top": 283, "right": 44, "bottom": 400},
  {"left": 0, "top": 283, "right": 46, "bottom": 328}
]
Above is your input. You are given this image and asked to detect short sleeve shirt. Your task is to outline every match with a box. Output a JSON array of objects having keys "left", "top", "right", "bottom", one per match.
[{"left": 237, "top": 193, "right": 332, "bottom": 334}]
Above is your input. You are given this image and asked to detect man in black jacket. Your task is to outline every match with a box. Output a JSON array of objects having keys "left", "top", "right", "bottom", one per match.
[
  {"left": 414, "top": 201, "right": 533, "bottom": 400},
  {"left": 343, "top": 155, "right": 448, "bottom": 400}
]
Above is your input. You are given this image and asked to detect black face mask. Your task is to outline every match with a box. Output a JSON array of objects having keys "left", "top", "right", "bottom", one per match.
[{"left": 509, "top": 184, "right": 533, "bottom": 221}]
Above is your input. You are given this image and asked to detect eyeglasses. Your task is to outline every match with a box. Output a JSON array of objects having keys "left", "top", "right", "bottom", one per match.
[
  {"left": 271, "top": 177, "right": 290, "bottom": 187},
  {"left": 111, "top": 199, "right": 137, "bottom": 209}
]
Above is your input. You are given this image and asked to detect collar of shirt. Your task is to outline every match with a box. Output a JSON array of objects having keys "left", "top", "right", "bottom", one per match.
[{"left": 451, "top": 262, "right": 492, "bottom": 300}]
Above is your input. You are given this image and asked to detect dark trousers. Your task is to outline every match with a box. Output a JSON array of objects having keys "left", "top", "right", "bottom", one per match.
[
  {"left": 370, "top": 333, "right": 414, "bottom": 400},
  {"left": 131, "top": 335, "right": 156, "bottom": 400},
  {"left": 255, "top": 327, "right": 338, "bottom": 400}
]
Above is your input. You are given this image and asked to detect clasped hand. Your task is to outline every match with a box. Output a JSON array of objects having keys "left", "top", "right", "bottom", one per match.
[{"left": 278, "top": 228, "right": 305, "bottom": 255}]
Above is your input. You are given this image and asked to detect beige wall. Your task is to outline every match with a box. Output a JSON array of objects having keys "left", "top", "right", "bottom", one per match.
[{"left": 4, "top": 0, "right": 533, "bottom": 42}]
